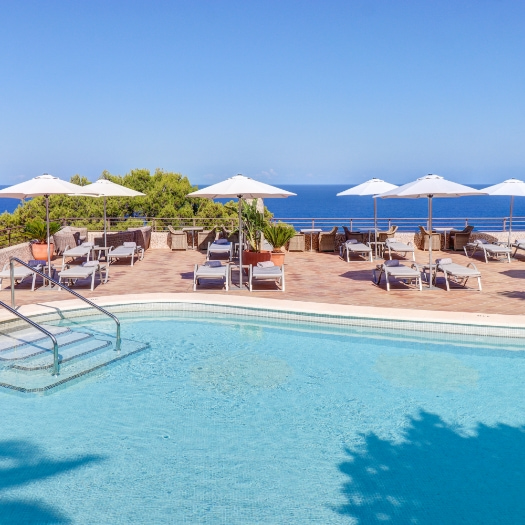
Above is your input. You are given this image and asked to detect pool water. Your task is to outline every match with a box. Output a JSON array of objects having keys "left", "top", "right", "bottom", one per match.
[{"left": 1, "top": 313, "right": 525, "bottom": 524}]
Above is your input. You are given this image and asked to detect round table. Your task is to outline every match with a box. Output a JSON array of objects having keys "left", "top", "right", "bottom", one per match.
[{"left": 300, "top": 228, "right": 322, "bottom": 252}]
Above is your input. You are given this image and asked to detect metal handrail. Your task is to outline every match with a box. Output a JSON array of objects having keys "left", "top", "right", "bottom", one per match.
[
  {"left": 0, "top": 298, "right": 60, "bottom": 377},
  {"left": 9, "top": 258, "right": 122, "bottom": 365}
]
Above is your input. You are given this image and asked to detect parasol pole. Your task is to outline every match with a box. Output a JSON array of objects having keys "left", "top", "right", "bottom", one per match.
[
  {"left": 508, "top": 195, "right": 514, "bottom": 247},
  {"left": 238, "top": 194, "right": 243, "bottom": 290},
  {"left": 428, "top": 194, "right": 433, "bottom": 289}
]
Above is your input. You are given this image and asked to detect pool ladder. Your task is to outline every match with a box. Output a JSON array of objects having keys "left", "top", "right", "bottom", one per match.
[{"left": 1, "top": 257, "right": 121, "bottom": 377}]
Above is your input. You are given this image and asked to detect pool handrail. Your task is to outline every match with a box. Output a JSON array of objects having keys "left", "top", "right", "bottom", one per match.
[
  {"left": 9, "top": 257, "right": 122, "bottom": 356},
  {"left": 0, "top": 297, "right": 60, "bottom": 377}
]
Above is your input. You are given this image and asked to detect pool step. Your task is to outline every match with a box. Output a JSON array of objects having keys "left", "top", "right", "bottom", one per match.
[{"left": 0, "top": 324, "right": 149, "bottom": 394}]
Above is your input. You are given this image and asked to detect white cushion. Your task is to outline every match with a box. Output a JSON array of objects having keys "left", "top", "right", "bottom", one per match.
[
  {"left": 436, "top": 258, "right": 452, "bottom": 265},
  {"left": 346, "top": 239, "right": 358, "bottom": 244},
  {"left": 123, "top": 242, "right": 136, "bottom": 248},
  {"left": 384, "top": 260, "right": 399, "bottom": 267},
  {"left": 204, "top": 260, "right": 222, "bottom": 267},
  {"left": 257, "top": 261, "right": 274, "bottom": 268}
]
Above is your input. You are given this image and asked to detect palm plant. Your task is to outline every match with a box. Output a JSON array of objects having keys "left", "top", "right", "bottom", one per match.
[
  {"left": 263, "top": 222, "right": 297, "bottom": 252},
  {"left": 24, "top": 219, "right": 61, "bottom": 244}
]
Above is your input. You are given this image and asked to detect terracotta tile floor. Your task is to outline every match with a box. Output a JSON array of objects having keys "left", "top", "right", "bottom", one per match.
[{"left": 3, "top": 248, "right": 525, "bottom": 317}]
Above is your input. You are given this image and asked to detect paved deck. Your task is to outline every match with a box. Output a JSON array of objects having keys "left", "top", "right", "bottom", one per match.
[{"left": 2, "top": 247, "right": 525, "bottom": 318}]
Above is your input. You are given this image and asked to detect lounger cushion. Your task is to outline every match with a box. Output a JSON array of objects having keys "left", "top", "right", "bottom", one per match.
[
  {"left": 384, "top": 260, "right": 399, "bottom": 267},
  {"left": 436, "top": 258, "right": 452, "bottom": 265},
  {"left": 439, "top": 263, "right": 480, "bottom": 277},
  {"left": 257, "top": 261, "right": 274, "bottom": 268},
  {"left": 252, "top": 266, "right": 282, "bottom": 276},
  {"left": 215, "top": 238, "right": 229, "bottom": 245},
  {"left": 123, "top": 242, "right": 137, "bottom": 248},
  {"left": 346, "top": 239, "right": 358, "bottom": 244},
  {"left": 205, "top": 260, "right": 222, "bottom": 268}
]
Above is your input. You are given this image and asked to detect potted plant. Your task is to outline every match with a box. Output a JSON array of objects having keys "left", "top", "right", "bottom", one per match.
[
  {"left": 24, "top": 219, "right": 61, "bottom": 259},
  {"left": 241, "top": 199, "right": 271, "bottom": 266},
  {"left": 263, "top": 222, "right": 297, "bottom": 266}
]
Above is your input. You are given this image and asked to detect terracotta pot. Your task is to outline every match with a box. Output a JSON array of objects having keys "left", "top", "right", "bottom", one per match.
[
  {"left": 242, "top": 250, "right": 271, "bottom": 267},
  {"left": 270, "top": 251, "right": 285, "bottom": 266},
  {"left": 31, "top": 242, "right": 54, "bottom": 260}
]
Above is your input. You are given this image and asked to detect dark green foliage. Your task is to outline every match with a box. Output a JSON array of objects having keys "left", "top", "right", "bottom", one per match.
[
  {"left": 263, "top": 222, "right": 296, "bottom": 250},
  {"left": 24, "top": 219, "right": 61, "bottom": 243}
]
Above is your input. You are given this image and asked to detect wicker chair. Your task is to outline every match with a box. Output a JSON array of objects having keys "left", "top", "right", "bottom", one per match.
[
  {"left": 220, "top": 226, "right": 239, "bottom": 244},
  {"left": 377, "top": 225, "right": 398, "bottom": 243},
  {"left": 418, "top": 225, "right": 441, "bottom": 251},
  {"left": 167, "top": 226, "right": 188, "bottom": 250},
  {"left": 342, "top": 226, "right": 365, "bottom": 243},
  {"left": 318, "top": 227, "right": 338, "bottom": 252},
  {"left": 52, "top": 229, "right": 80, "bottom": 255},
  {"left": 287, "top": 233, "right": 305, "bottom": 251},
  {"left": 197, "top": 228, "right": 217, "bottom": 250},
  {"left": 94, "top": 231, "right": 135, "bottom": 248},
  {"left": 449, "top": 225, "right": 474, "bottom": 251}
]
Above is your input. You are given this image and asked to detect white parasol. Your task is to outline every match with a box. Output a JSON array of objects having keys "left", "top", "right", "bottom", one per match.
[{"left": 187, "top": 174, "right": 296, "bottom": 289}]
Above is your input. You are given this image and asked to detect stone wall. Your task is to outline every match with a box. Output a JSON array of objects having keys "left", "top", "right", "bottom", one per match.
[{"left": 0, "top": 243, "right": 34, "bottom": 268}]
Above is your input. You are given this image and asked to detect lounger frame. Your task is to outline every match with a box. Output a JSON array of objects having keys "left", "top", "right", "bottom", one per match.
[
  {"left": 248, "top": 265, "right": 285, "bottom": 292},
  {"left": 373, "top": 263, "right": 423, "bottom": 291}
]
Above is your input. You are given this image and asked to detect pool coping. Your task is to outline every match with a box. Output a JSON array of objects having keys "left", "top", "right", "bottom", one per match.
[{"left": 2, "top": 292, "right": 525, "bottom": 329}]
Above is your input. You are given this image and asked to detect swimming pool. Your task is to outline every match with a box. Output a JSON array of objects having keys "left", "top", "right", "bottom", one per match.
[{"left": 1, "top": 307, "right": 524, "bottom": 524}]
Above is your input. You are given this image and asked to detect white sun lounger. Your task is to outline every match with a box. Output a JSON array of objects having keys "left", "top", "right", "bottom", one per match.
[
  {"left": 373, "top": 260, "right": 423, "bottom": 291},
  {"left": 206, "top": 240, "right": 233, "bottom": 261},
  {"left": 464, "top": 239, "right": 511, "bottom": 263},
  {"left": 58, "top": 262, "right": 106, "bottom": 291},
  {"left": 0, "top": 261, "right": 43, "bottom": 291},
  {"left": 107, "top": 242, "right": 144, "bottom": 266},
  {"left": 434, "top": 258, "right": 482, "bottom": 291},
  {"left": 193, "top": 261, "right": 229, "bottom": 291},
  {"left": 340, "top": 240, "right": 373, "bottom": 262},
  {"left": 384, "top": 238, "right": 416, "bottom": 261},
  {"left": 248, "top": 263, "right": 285, "bottom": 292},
  {"left": 61, "top": 243, "right": 93, "bottom": 265},
  {"left": 512, "top": 239, "right": 525, "bottom": 258}
]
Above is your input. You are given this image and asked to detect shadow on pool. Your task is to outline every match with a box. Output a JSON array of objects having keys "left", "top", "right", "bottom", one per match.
[
  {"left": 336, "top": 411, "right": 525, "bottom": 523},
  {"left": 0, "top": 440, "right": 104, "bottom": 524}
]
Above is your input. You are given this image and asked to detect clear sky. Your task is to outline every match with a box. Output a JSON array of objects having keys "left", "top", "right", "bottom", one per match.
[{"left": 0, "top": 0, "right": 523, "bottom": 186}]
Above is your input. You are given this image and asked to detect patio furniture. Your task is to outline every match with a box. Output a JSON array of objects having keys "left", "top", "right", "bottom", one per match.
[
  {"left": 61, "top": 243, "right": 93, "bottom": 266},
  {"left": 288, "top": 233, "right": 305, "bottom": 252},
  {"left": 448, "top": 225, "right": 474, "bottom": 251},
  {"left": 512, "top": 239, "right": 525, "bottom": 258},
  {"left": 52, "top": 229, "right": 81, "bottom": 255},
  {"left": 418, "top": 225, "right": 441, "bottom": 251},
  {"left": 207, "top": 239, "right": 233, "bottom": 261},
  {"left": 318, "top": 227, "right": 338, "bottom": 252},
  {"left": 197, "top": 228, "right": 217, "bottom": 251},
  {"left": 340, "top": 239, "right": 373, "bottom": 262},
  {"left": 342, "top": 226, "right": 365, "bottom": 243},
  {"left": 384, "top": 238, "right": 416, "bottom": 261},
  {"left": 248, "top": 262, "right": 285, "bottom": 292},
  {"left": 372, "top": 260, "right": 423, "bottom": 291},
  {"left": 300, "top": 228, "right": 322, "bottom": 252},
  {"left": 107, "top": 242, "right": 145, "bottom": 266},
  {"left": 167, "top": 226, "right": 188, "bottom": 250},
  {"left": 433, "top": 257, "right": 482, "bottom": 291},
  {"left": 58, "top": 261, "right": 106, "bottom": 291},
  {"left": 0, "top": 260, "right": 44, "bottom": 291},
  {"left": 193, "top": 261, "right": 229, "bottom": 291},
  {"left": 377, "top": 225, "right": 398, "bottom": 243},
  {"left": 464, "top": 239, "right": 512, "bottom": 263}
]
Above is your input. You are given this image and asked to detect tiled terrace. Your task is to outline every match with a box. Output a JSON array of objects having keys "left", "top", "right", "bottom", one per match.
[{"left": 3, "top": 246, "right": 525, "bottom": 318}]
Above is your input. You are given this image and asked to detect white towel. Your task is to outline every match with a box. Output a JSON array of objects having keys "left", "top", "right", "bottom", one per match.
[
  {"left": 82, "top": 261, "right": 99, "bottom": 267},
  {"left": 346, "top": 239, "right": 358, "bottom": 244},
  {"left": 204, "top": 260, "right": 222, "bottom": 267},
  {"left": 257, "top": 261, "right": 274, "bottom": 268},
  {"left": 215, "top": 238, "right": 229, "bottom": 245},
  {"left": 474, "top": 239, "right": 488, "bottom": 245},
  {"left": 515, "top": 239, "right": 525, "bottom": 245},
  {"left": 82, "top": 242, "right": 94, "bottom": 247},
  {"left": 384, "top": 260, "right": 399, "bottom": 267},
  {"left": 123, "top": 242, "right": 136, "bottom": 248},
  {"left": 436, "top": 258, "right": 452, "bottom": 265}
]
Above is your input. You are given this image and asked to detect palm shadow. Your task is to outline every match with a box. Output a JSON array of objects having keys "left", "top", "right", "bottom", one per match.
[
  {"left": 0, "top": 439, "right": 104, "bottom": 524},
  {"left": 335, "top": 411, "right": 525, "bottom": 523}
]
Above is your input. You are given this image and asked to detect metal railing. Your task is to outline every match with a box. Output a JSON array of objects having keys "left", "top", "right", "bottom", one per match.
[{"left": 8, "top": 258, "right": 122, "bottom": 375}]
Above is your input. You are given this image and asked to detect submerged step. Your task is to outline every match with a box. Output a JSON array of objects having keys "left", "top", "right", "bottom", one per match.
[
  {"left": 0, "top": 325, "right": 70, "bottom": 353},
  {"left": 0, "top": 339, "right": 149, "bottom": 394},
  {"left": 0, "top": 331, "right": 92, "bottom": 361}
]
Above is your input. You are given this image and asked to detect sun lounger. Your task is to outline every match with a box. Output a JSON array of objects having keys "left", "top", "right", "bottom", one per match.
[
  {"left": 107, "top": 242, "right": 144, "bottom": 266},
  {"left": 340, "top": 239, "right": 373, "bottom": 262},
  {"left": 512, "top": 239, "right": 525, "bottom": 258},
  {"left": 248, "top": 261, "right": 285, "bottom": 292},
  {"left": 372, "top": 260, "right": 423, "bottom": 291},
  {"left": 206, "top": 240, "right": 233, "bottom": 261},
  {"left": 58, "top": 261, "right": 106, "bottom": 291},
  {"left": 193, "top": 261, "right": 229, "bottom": 291},
  {"left": 433, "top": 258, "right": 482, "bottom": 291},
  {"left": 61, "top": 243, "right": 93, "bottom": 266},
  {"left": 0, "top": 260, "right": 44, "bottom": 291},
  {"left": 384, "top": 238, "right": 416, "bottom": 261},
  {"left": 464, "top": 239, "right": 511, "bottom": 263}
]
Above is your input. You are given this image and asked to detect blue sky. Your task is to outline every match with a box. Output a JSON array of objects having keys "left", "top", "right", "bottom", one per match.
[{"left": 0, "top": 0, "right": 523, "bottom": 185}]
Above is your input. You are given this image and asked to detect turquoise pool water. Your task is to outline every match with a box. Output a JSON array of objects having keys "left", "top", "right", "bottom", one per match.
[{"left": 1, "top": 312, "right": 525, "bottom": 524}]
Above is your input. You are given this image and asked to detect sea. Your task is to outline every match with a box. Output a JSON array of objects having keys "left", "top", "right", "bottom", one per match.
[{"left": 2, "top": 184, "right": 524, "bottom": 223}]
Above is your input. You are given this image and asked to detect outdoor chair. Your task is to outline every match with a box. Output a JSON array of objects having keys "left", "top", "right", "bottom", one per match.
[
  {"left": 448, "top": 225, "right": 474, "bottom": 251},
  {"left": 464, "top": 239, "right": 511, "bottom": 263},
  {"left": 61, "top": 243, "right": 93, "bottom": 266},
  {"left": 193, "top": 261, "right": 229, "bottom": 291},
  {"left": 248, "top": 261, "right": 285, "bottom": 292},
  {"left": 342, "top": 226, "right": 365, "bottom": 243},
  {"left": 418, "top": 225, "right": 441, "bottom": 251},
  {"left": 377, "top": 225, "right": 398, "bottom": 243},
  {"left": 433, "top": 257, "right": 482, "bottom": 291},
  {"left": 167, "top": 226, "right": 188, "bottom": 250},
  {"left": 512, "top": 239, "right": 525, "bottom": 258},
  {"left": 197, "top": 228, "right": 217, "bottom": 250},
  {"left": 58, "top": 261, "right": 107, "bottom": 291},
  {"left": 372, "top": 260, "right": 423, "bottom": 291},
  {"left": 287, "top": 233, "right": 305, "bottom": 252},
  {"left": 340, "top": 239, "right": 373, "bottom": 262},
  {"left": 318, "top": 227, "right": 338, "bottom": 252},
  {"left": 384, "top": 238, "right": 416, "bottom": 261},
  {"left": 107, "top": 242, "right": 144, "bottom": 266},
  {"left": 207, "top": 239, "right": 233, "bottom": 261},
  {"left": 0, "top": 260, "right": 44, "bottom": 291},
  {"left": 52, "top": 229, "right": 81, "bottom": 255}
]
